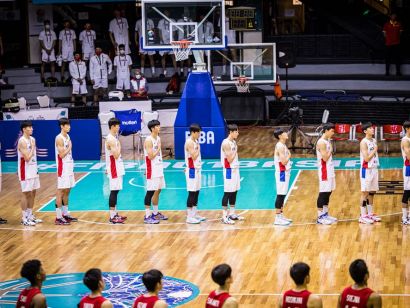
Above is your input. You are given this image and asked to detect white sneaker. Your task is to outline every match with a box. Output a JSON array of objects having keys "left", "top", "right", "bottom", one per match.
[
  {"left": 229, "top": 213, "right": 244, "bottom": 221},
  {"left": 368, "top": 213, "right": 381, "bottom": 222},
  {"left": 222, "top": 216, "right": 235, "bottom": 225},
  {"left": 186, "top": 216, "right": 201, "bottom": 224},
  {"left": 323, "top": 212, "right": 338, "bottom": 222},
  {"left": 359, "top": 215, "right": 374, "bottom": 224},
  {"left": 194, "top": 215, "right": 206, "bottom": 222},
  {"left": 29, "top": 215, "right": 43, "bottom": 224},
  {"left": 402, "top": 218, "right": 410, "bottom": 225},
  {"left": 21, "top": 219, "right": 36, "bottom": 226},
  {"left": 274, "top": 216, "right": 291, "bottom": 226},
  {"left": 317, "top": 215, "right": 333, "bottom": 225},
  {"left": 281, "top": 215, "right": 293, "bottom": 222}
]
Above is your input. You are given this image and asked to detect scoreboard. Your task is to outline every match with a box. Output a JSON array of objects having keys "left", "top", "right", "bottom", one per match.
[{"left": 228, "top": 6, "right": 256, "bottom": 31}]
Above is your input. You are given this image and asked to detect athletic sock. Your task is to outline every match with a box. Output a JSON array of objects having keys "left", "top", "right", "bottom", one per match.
[
  {"left": 223, "top": 209, "right": 228, "bottom": 218},
  {"left": 317, "top": 210, "right": 323, "bottom": 218},
  {"left": 367, "top": 204, "right": 373, "bottom": 216},
  {"left": 62, "top": 205, "right": 69, "bottom": 215},
  {"left": 229, "top": 207, "right": 235, "bottom": 215},
  {"left": 360, "top": 206, "right": 367, "bottom": 217},
  {"left": 109, "top": 210, "right": 116, "bottom": 219},
  {"left": 145, "top": 208, "right": 151, "bottom": 218},
  {"left": 27, "top": 208, "right": 33, "bottom": 217},
  {"left": 323, "top": 206, "right": 329, "bottom": 213},
  {"left": 193, "top": 206, "right": 198, "bottom": 217},
  {"left": 403, "top": 208, "right": 408, "bottom": 221},
  {"left": 153, "top": 205, "right": 159, "bottom": 215},
  {"left": 141, "top": 67, "right": 145, "bottom": 74},
  {"left": 56, "top": 208, "right": 63, "bottom": 219},
  {"left": 22, "top": 210, "right": 27, "bottom": 221}
]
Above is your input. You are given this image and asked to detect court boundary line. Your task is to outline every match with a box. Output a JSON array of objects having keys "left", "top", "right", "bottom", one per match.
[
  {"left": 284, "top": 170, "right": 301, "bottom": 205},
  {"left": 197, "top": 293, "right": 410, "bottom": 297}
]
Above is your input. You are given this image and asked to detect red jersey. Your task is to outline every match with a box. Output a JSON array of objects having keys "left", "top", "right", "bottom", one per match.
[
  {"left": 383, "top": 21, "right": 403, "bottom": 46},
  {"left": 133, "top": 295, "right": 159, "bottom": 308},
  {"left": 340, "top": 286, "right": 374, "bottom": 308},
  {"left": 16, "top": 287, "right": 42, "bottom": 308},
  {"left": 206, "top": 290, "right": 231, "bottom": 308},
  {"left": 79, "top": 295, "right": 108, "bottom": 308},
  {"left": 282, "top": 289, "right": 311, "bottom": 308}
]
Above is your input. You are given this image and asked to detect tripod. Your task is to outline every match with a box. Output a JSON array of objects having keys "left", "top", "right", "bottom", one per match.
[{"left": 286, "top": 108, "right": 316, "bottom": 152}]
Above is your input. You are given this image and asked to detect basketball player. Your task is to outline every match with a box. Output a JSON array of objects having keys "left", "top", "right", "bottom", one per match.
[
  {"left": 113, "top": 44, "right": 132, "bottom": 95},
  {"left": 105, "top": 118, "right": 127, "bottom": 224},
  {"left": 58, "top": 20, "right": 76, "bottom": 82},
  {"left": 79, "top": 23, "right": 96, "bottom": 62},
  {"left": 135, "top": 15, "right": 156, "bottom": 76},
  {"left": 55, "top": 118, "right": 77, "bottom": 225},
  {"left": 79, "top": 268, "right": 113, "bottom": 308},
  {"left": 157, "top": 9, "right": 177, "bottom": 77},
  {"left": 16, "top": 259, "right": 47, "bottom": 308},
  {"left": 18, "top": 121, "right": 42, "bottom": 226},
  {"left": 338, "top": 259, "right": 382, "bottom": 308},
  {"left": 316, "top": 123, "right": 338, "bottom": 225},
  {"left": 221, "top": 124, "right": 243, "bottom": 225},
  {"left": 206, "top": 264, "right": 238, "bottom": 308},
  {"left": 359, "top": 122, "right": 381, "bottom": 224},
  {"left": 0, "top": 141, "right": 7, "bottom": 223},
  {"left": 273, "top": 128, "right": 293, "bottom": 226},
  {"left": 401, "top": 120, "right": 410, "bottom": 225},
  {"left": 279, "top": 262, "right": 323, "bottom": 308},
  {"left": 144, "top": 120, "right": 168, "bottom": 224},
  {"left": 184, "top": 124, "right": 206, "bottom": 224},
  {"left": 132, "top": 269, "right": 168, "bottom": 308}
]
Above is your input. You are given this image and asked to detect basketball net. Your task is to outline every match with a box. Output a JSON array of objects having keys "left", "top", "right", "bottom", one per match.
[
  {"left": 235, "top": 76, "right": 249, "bottom": 93},
  {"left": 171, "top": 40, "right": 193, "bottom": 61}
]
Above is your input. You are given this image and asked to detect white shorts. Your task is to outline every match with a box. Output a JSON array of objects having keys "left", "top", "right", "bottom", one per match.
[
  {"left": 139, "top": 48, "right": 156, "bottom": 56},
  {"left": 57, "top": 174, "right": 76, "bottom": 189},
  {"left": 61, "top": 48, "right": 74, "bottom": 62},
  {"left": 93, "top": 78, "right": 108, "bottom": 89},
  {"left": 41, "top": 49, "right": 56, "bottom": 62},
  {"left": 275, "top": 171, "right": 290, "bottom": 195},
  {"left": 404, "top": 166, "right": 410, "bottom": 190},
  {"left": 146, "top": 176, "right": 166, "bottom": 191},
  {"left": 72, "top": 81, "right": 88, "bottom": 95},
  {"left": 159, "top": 51, "right": 174, "bottom": 56},
  {"left": 223, "top": 168, "right": 240, "bottom": 193},
  {"left": 20, "top": 177, "right": 40, "bottom": 192},
  {"left": 109, "top": 176, "right": 123, "bottom": 191},
  {"left": 82, "top": 50, "right": 95, "bottom": 61},
  {"left": 319, "top": 177, "right": 336, "bottom": 192},
  {"left": 116, "top": 78, "right": 131, "bottom": 90},
  {"left": 360, "top": 168, "right": 379, "bottom": 192},
  {"left": 185, "top": 168, "right": 201, "bottom": 192}
]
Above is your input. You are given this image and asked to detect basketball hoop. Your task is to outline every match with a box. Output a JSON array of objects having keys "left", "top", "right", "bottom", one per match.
[
  {"left": 171, "top": 40, "right": 193, "bottom": 61},
  {"left": 235, "top": 76, "right": 250, "bottom": 93}
]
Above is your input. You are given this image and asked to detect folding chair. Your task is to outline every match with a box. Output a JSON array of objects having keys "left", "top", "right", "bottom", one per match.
[
  {"left": 98, "top": 111, "right": 115, "bottom": 156},
  {"left": 332, "top": 124, "right": 352, "bottom": 153},
  {"left": 380, "top": 124, "right": 403, "bottom": 153}
]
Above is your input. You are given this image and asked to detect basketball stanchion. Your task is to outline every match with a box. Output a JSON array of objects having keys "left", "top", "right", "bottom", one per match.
[
  {"left": 234, "top": 76, "right": 249, "bottom": 93},
  {"left": 171, "top": 40, "right": 193, "bottom": 61}
]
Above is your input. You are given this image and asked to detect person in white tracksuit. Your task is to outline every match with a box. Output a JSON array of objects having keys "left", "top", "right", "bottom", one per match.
[
  {"left": 58, "top": 20, "right": 76, "bottom": 82},
  {"left": 135, "top": 17, "right": 156, "bottom": 76},
  {"left": 38, "top": 20, "right": 57, "bottom": 82},
  {"left": 113, "top": 44, "right": 132, "bottom": 95},
  {"left": 89, "top": 47, "right": 112, "bottom": 105},
  {"left": 79, "top": 23, "right": 96, "bottom": 62},
  {"left": 108, "top": 9, "right": 130, "bottom": 55},
  {"left": 69, "top": 51, "right": 88, "bottom": 105}
]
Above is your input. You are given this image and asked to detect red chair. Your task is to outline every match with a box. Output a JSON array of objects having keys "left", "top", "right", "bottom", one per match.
[
  {"left": 381, "top": 124, "right": 403, "bottom": 153},
  {"left": 332, "top": 124, "right": 352, "bottom": 153}
]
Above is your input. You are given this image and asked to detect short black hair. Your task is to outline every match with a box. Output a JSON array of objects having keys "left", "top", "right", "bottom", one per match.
[
  {"left": 211, "top": 264, "right": 232, "bottom": 286},
  {"left": 349, "top": 259, "right": 369, "bottom": 284},
  {"left": 44, "top": 20, "right": 50, "bottom": 25},
  {"left": 108, "top": 118, "right": 120, "bottom": 129},
  {"left": 20, "top": 120, "right": 33, "bottom": 132},
  {"left": 83, "top": 268, "right": 103, "bottom": 292},
  {"left": 118, "top": 44, "right": 125, "bottom": 49},
  {"left": 289, "top": 262, "right": 310, "bottom": 285},
  {"left": 20, "top": 259, "right": 42, "bottom": 286},
  {"left": 189, "top": 123, "right": 201, "bottom": 133},
  {"left": 361, "top": 122, "right": 373, "bottom": 133},
  {"left": 148, "top": 120, "right": 160, "bottom": 132},
  {"left": 322, "top": 122, "right": 335, "bottom": 132},
  {"left": 227, "top": 124, "right": 238, "bottom": 132},
  {"left": 142, "top": 269, "right": 163, "bottom": 292},
  {"left": 403, "top": 121, "right": 410, "bottom": 130},
  {"left": 59, "top": 118, "right": 70, "bottom": 127},
  {"left": 273, "top": 128, "right": 285, "bottom": 139},
  {"left": 73, "top": 51, "right": 81, "bottom": 56}
]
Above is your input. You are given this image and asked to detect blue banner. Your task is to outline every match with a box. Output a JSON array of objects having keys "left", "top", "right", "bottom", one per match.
[
  {"left": 0, "top": 120, "right": 101, "bottom": 161},
  {"left": 113, "top": 109, "right": 142, "bottom": 136}
]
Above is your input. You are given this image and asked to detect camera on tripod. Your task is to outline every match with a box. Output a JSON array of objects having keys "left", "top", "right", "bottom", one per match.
[{"left": 288, "top": 107, "right": 303, "bottom": 126}]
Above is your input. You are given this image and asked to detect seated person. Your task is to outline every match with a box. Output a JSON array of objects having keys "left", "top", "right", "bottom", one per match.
[
  {"left": 130, "top": 69, "right": 148, "bottom": 98},
  {"left": 166, "top": 72, "right": 181, "bottom": 94}
]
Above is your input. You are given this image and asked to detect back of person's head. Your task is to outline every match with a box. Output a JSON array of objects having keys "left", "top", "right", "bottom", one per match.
[
  {"left": 361, "top": 122, "right": 373, "bottom": 133},
  {"left": 273, "top": 128, "right": 285, "bottom": 139},
  {"left": 322, "top": 122, "right": 335, "bottom": 132},
  {"left": 20, "top": 259, "right": 42, "bottom": 286},
  {"left": 59, "top": 117, "right": 70, "bottom": 127},
  {"left": 289, "top": 262, "right": 310, "bottom": 286},
  {"left": 108, "top": 118, "right": 120, "bottom": 129},
  {"left": 189, "top": 123, "right": 201, "bottom": 133},
  {"left": 403, "top": 121, "right": 410, "bottom": 130},
  {"left": 142, "top": 269, "right": 163, "bottom": 292},
  {"left": 227, "top": 124, "right": 238, "bottom": 132},
  {"left": 83, "top": 268, "right": 103, "bottom": 292},
  {"left": 211, "top": 263, "right": 232, "bottom": 286},
  {"left": 148, "top": 120, "right": 160, "bottom": 132},
  {"left": 349, "top": 259, "right": 369, "bottom": 285},
  {"left": 20, "top": 120, "right": 33, "bottom": 132}
]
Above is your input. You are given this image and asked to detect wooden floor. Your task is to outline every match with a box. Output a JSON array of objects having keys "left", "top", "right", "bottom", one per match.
[{"left": 1, "top": 166, "right": 409, "bottom": 307}]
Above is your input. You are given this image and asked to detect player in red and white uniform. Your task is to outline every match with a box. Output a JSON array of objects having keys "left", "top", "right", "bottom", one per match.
[
  {"left": 316, "top": 123, "right": 337, "bottom": 225},
  {"left": 184, "top": 124, "right": 206, "bottom": 224},
  {"left": 143, "top": 120, "right": 168, "bottom": 224},
  {"left": 220, "top": 124, "right": 243, "bottom": 225},
  {"left": 55, "top": 118, "right": 77, "bottom": 225},
  {"left": 279, "top": 262, "right": 322, "bottom": 308},
  {"left": 359, "top": 122, "right": 381, "bottom": 224},
  {"left": 16, "top": 259, "right": 47, "bottom": 308},
  {"left": 133, "top": 269, "right": 168, "bottom": 308},
  {"left": 18, "top": 121, "right": 42, "bottom": 226},
  {"left": 105, "top": 118, "right": 127, "bottom": 224},
  {"left": 273, "top": 128, "right": 293, "bottom": 226},
  {"left": 0, "top": 141, "right": 7, "bottom": 224},
  {"left": 401, "top": 120, "right": 410, "bottom": 225},
  {"left": 79, "top": 268, "right": 113, "bottom": 308},
  {"left": 338, "top": 259, "right": 382, "bottom": 308},
  {"left": 206, "top": 264, "right": 238, "bottom": 308}
]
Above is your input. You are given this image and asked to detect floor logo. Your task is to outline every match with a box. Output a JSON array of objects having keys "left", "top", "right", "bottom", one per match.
[{"left": 0, "top": 272, "right": 199, "bottom": 307}]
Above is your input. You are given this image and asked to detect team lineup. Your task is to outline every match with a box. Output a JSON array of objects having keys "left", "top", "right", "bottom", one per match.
[{"left": 2, "top": 119, "right": 410, "bottom": 226}]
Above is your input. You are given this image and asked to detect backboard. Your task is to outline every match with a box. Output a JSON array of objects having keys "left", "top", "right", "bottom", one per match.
[
  {"left": 141, "top": 0, "right": 226, "bottom": 50},
  {"left": 210, "top": 43, "right": 277, "bottom": 84}
]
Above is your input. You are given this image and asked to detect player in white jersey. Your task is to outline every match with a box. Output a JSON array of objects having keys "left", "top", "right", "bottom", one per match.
[
  {"left": 0, "top": 142, "right": 7, "bottom": 224},
  {"left": 79, "top": 23, "right": 96, "bottom": 62},
  {"left": 401, "top": 121, "right": 410, "bottom": 225},
  {"left": 316, "top": 123, "right": 338, "bottom": 225},
  {"left": 157, "top": 10, "right": 177, "bottom": 77},
  {"left": 58, "top": 20, "right": 77, "bottom": 82},
  {"left": 109, "top": 9, "right": 130, "bottom": 55},
  {"left": 55, "top": 118, "right": 77, "bottom": 225},
  {"left": 113, "top": 44, "right": 132, "bottom": 94},
  {"left": 38, "top": 20, "right": 57, "bottom": 83},
  {"left": 359, "top": 122, "right": 381, "bottom": 224},
  {"left": 143, "top": 120, "right": 168, "bottom": 224},
  {"left": 135, "top": 17, "right": 156, "bottom": 76},
  {"left": 105, "top": 118, "right": 127, "bottom": 224},
  {"left": 273, "top": 128, "right": 293, "bottom": 226},
  {"left": 220, "top": 124, "right": 243, "bottom": 225},
  {"left": 17, "top": 121, "right": 42, "bottom": 226},
  {"left": 184, "top": 124, "right": 206, "bottom": 224}
]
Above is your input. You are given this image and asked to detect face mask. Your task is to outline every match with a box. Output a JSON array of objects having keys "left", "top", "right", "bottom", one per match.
[
  {"left": 95, "top": 50, "right": 102, "bottom": 55},
  {"left": 45, "top": 25, "right": 50, "bottom": 30},
  {"left": 119, "top": 50, "right": 125, "bottom": 55},
  {"left": 136, "top": 74, "right": 141, "bottom": 79}
]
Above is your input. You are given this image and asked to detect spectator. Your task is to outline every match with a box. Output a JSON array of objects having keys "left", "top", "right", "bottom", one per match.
[
  {"left": 131, "top": 68, "right": 148, "bottom": 98},
  {"left": 89, "top": 46, "right": 112, "bottom": 105},
  {"left": 58, "top": 20, "right": 77, "bottom": 82},
  {"left": 113, "top": 44, "right": 133, "bottom": 96},
  {"left": 135, "top": 14, "right": 156, "bottom": 76},
  {"left": 16, "top": 259, "right": 47, "bottom": 308},
  {"left": 39, "top": 20, "right": 57, "bottom": 83},
  {"left": 383, "top": 13, "right": 403, "bottom": 76},
  {"left": 79, "top": 23, "right": 96, "bottom": 63},
  {"left": 69, "top": 51, "right": 87, "bottom": 106},
  {"left": 109, "top": 9, "right": 130, "bottom": 55},
  {"left": 157, "top": 9, "right": 177, "bottom": 77},
  {"left": 166, "top": 72, "right": 181, "bottom": 94}
]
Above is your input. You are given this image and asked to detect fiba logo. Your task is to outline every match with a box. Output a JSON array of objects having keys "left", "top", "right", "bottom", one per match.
[{"left": 185, "top": 131, "right": 215, "bottom": 144}]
